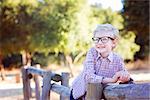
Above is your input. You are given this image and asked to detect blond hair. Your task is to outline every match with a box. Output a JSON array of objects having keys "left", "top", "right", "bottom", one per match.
[{"left": 93, "top": 24, "right": 120, "bottom": 39}]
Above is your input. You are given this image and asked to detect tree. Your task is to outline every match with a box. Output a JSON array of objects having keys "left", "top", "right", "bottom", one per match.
[
  {"left": 0, "top": 0, "right": 141, "bottom": 73},
  {"left": 114, "top": 31, "right": 140, "bottom": 60},
  {"left": 0, "top": 0, "right": 84, "bottom": 65},
  {"left": 0, "top": 0, "right": 86, "bottom": 76},
  {"left": 122, "top": 0, "right": 149, "bottom": 59},
  {"left": 0, "top": 0, "right": 41, "bottom": 66},
  {"left": 0, "top": 0, "right": 40, "bottom": 79}
]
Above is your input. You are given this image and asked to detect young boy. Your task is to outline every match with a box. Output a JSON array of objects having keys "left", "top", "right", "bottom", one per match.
[{"left": 70, "top": 24, "right": 131, "bottom": 100}]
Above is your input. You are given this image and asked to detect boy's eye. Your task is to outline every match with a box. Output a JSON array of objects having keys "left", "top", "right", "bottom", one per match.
[
  {"left": 101, "top": 37, "right": 109, "bottom": 42},
  {"left": 92, "top": 37, "right": 99, "bottom": 43},
  {"left": 92, "top": 38, "right": 99, "bottom": 41}
]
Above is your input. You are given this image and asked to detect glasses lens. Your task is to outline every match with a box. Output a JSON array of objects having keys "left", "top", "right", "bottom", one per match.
[
  {"left": 92, "top": 37, "right": 112, "bottom": 44},
  {"left": 92, "top": 37, "right": 99, "bottom": 43},
  {"left": 101, "top": 37, "right": 109, "bottom": 43}
]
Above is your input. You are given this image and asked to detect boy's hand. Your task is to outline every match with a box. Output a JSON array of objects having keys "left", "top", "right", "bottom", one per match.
[
  {"left": 102, "top": 70, "right": 130, "bottom": 84},
  {"left": 102, "top": 77, "right": 118, "bottom": 83},
  {"left": 115, "top": 71, "right": 130, "bottom": 83},
  {"left": 112, "top": 73, "right": 120, "bottom": 82}
]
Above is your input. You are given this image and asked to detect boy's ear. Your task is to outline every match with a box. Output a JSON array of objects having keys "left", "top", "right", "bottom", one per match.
[
  {"left": 112, "top": 43, "right": 116, "bottom": 48},
  {"left": 112, "top": 39, "right": 118, "bottom": 48}
]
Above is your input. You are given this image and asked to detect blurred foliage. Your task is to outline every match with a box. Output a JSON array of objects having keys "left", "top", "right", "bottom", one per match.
[
  {"left": 0, "top": 0, "right": 39, "bottom": 55},
  {"left": 33, "top": 52, "right": 54, "bottom": 66},
  {"left": 122, "top": 0, "right": 149, "bottom": 59},
  {"left": 29, "top": 0, "right": 84, "bottom": 55},
  {"left": 0, "top": 0, "right": 141, "bottom": 67},
  {"left": 2, "top": 53, "right": 22, "bottom": 68},
  {"left": 89, "top": 6, "right": 124, "bottom": 30},
  {"left": 114, "top": 31, "right": 140, "bottom": 60}
]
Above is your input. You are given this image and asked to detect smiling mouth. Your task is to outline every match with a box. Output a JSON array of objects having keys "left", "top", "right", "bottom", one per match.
[{"left": 96, "top": 45, "right": 105, "bottom": 48}]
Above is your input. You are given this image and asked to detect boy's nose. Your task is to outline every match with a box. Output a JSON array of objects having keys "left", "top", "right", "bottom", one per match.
[
  {"left": 96, "top": 41, "right": 103, "bottom": 45},
  {"left": 96, "top": 43, "right": 104, "bottom": 47}
]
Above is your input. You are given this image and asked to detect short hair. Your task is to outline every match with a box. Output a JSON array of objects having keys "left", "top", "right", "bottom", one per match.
[{"left": 93, "top": 24, "right": 120, "bottom": 39}]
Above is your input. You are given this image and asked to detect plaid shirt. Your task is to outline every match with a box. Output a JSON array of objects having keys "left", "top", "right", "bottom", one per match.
[
  {"left": 83, "top": 47, "right": 127, "bottom": 83},
  {"left": 71, "top": 47, "right": 128, "bottom": 99}
]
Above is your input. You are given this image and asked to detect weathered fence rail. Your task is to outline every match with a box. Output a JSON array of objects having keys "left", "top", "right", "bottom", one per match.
[
  {"left": 22, "top": 65, "right": 150, "bottom": 100},
  {"left": 51, "top": 83, "right": 70, "bottom": 97},
  {"left": 21, "top": 65, "right": 70, "bottom": 100},
  {"left": 86, "top": 82, "right": 150, "bottom": 100},
  {"left": 104, "top": 83, "right": 150, "bottom": 100}
]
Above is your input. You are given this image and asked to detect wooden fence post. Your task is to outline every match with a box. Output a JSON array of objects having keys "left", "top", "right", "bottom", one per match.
[
  {"left": 33, "top": 64, "right": 41, "bottom": 100},
  {"left": 60, "top": 72, "right": 69, "bottom": 100},
  {"left": 22, "top": 67, "right": 31, "bottom": 100},
  {"left": 41, "top": 71, "right": 52, "bottom": 100},
  {"left": 86, "top": 82, "right": 103, "bottom": 100}
]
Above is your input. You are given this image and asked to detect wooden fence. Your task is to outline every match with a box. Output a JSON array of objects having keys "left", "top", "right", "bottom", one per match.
[
  {"left": 21, "top": 65, "right": 70, "bottom": 100},
  {"left": 86, "top": 82, "right": 150, "bottom": 100},
  {"left": 22, "top": 65, "right": 150, "bottom": 100}
]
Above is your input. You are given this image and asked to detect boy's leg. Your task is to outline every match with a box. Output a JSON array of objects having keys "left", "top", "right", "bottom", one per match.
[
  {"left": 70, "top": 89, "right": 86, "bottom": 100},
  {"left": 70, "top": 89, "right": 75, "bottom": 100},
  {"left": 101, "top": 84, "right": 107, "bottom": 100}
]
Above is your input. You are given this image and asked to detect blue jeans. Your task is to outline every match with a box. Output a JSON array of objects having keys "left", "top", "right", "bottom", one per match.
[
  {"left": 70, "top": 89, "right": 76, "bottom": 100},
  {"left": 70, "top": 89, "right": 85, "bottom": 100}
]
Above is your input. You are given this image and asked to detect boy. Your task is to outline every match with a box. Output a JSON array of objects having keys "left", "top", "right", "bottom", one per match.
[{"left": 70, "top": 24, "right": 131, "bottom": 100}]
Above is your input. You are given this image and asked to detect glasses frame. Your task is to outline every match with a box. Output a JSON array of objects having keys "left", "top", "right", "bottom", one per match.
[{"left": 92, "top": 37, "right": 114, "bottom": 44}]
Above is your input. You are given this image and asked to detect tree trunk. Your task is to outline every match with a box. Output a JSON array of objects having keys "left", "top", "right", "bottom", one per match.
[
  {"left": 0, "top": 54, "right": 5, "bottom": 80},
  {"left": 73, "top": 51, "right": 86, "bottom": 64},
  {"left": 0, "top": 64, "right": 5, "bottom": 80},
  {"left": 21, "top": 51, "right": 32, "bottom": 66},
  {"left": 21, "top": 51, "right": 33, "bottom": 97},
  {"left": 65, "top": 55, "right": 74, "bottom": 77}
]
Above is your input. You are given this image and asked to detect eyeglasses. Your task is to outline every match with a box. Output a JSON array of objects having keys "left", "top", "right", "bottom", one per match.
[{"left": 92, "top": 37, "right": 114, "bottom": 44}]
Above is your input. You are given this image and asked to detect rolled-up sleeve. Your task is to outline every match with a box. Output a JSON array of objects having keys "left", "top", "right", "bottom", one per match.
[{"left": 83, "top": 48, "right": 103, "bottom": 83}]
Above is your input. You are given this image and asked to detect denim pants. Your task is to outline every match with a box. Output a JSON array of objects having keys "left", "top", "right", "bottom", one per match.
[
  {"left": 70, "top": 90, "right": 75, "bottom": 100},
  {"left": 70, "top": 89, "right": 85, "bottom": 100}
]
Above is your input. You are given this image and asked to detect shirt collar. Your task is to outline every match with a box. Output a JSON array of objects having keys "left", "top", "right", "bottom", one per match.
[
  {"left": 96, "top": 52, "right": 113, "bottom": 62},
  {"left": 107, "top": 52, "right": 113, "bottom": 62}
]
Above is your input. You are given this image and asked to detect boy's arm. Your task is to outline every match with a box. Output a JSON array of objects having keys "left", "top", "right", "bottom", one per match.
[
  {"left": 83, "top": 48, "right": 111, "bottom": 83},
  {"left": 84, "top": 48, "right": 118, "bottom": 84},
  {"left": 115, "top": 70, "right": 130, "bottom": 82},
  {"left": 83, "top": 48, "right": 103, "bottom": 83},
  {"left": 83, "top": 49, "right": 122, "bottom": 83},
  {"left": 117, "top": 57, "right": 131, "bottom": 82}
]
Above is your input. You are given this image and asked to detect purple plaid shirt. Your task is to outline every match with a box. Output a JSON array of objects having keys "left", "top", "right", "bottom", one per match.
[
  {"left": 71, "top": 47, "right": 128, "bottom": 99},
  {"left": 83, "top": 47, "right": 127, "bottom": 83}
]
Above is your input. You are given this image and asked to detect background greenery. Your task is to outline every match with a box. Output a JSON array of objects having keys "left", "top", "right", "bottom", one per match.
[{"left": 0, "top": 0, "right": 149, "bottom": 68}]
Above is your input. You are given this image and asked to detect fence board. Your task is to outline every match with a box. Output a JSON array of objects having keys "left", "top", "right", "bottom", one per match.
[
  {"left": 22, "top": 68, "right": 31, "bottom": 100},
  {"left": 51, "top": 83, "right": 70, "bottom": 97},
  {"left": 41, "top": 71, "right": 52, "bottom": 100},
  {"left": 104, "top": 83, "right": 150, "bottom": 100},
  {"left": 60, "top": 72, "right": 69, "bottom": 100}
]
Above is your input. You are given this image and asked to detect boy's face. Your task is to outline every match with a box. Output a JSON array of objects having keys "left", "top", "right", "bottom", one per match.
[{"left": 92, "top": 31, "right": 115, "bottom": 55}]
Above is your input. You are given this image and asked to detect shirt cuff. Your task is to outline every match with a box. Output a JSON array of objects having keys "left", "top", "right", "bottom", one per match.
[
  {"left": 101, "top": 77, "right": 105, "bottom": 83},
  {"left": 94, "top": 75, "right": 103, "bottom": 83}
]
